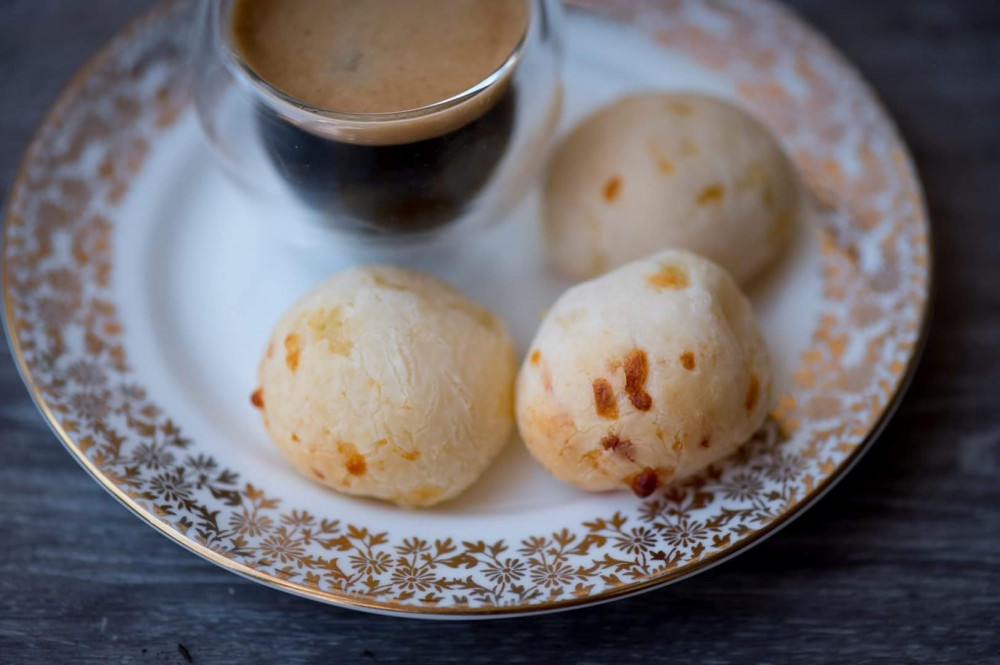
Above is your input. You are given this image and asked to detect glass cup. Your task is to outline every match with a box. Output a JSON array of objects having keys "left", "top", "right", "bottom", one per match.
[{"left": 190, "top": 0, "right": 563, "bottom": 248}]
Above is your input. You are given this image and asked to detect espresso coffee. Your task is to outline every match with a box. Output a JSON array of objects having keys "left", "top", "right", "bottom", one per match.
[
  {"left": 232, "top": 0, "right": 528, "bottom": 114},
  {"left": 231, "top": 0, "right": 529, "bottom": 234}
]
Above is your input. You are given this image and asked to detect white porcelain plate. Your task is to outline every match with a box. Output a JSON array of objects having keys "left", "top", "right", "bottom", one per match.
[{"left": 2, "top": 0, "right": 931, "bottom": 618}]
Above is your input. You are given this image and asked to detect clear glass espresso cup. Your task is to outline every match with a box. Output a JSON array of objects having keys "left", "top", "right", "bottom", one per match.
[{"left": 191, "top": 0, "right": 563, "bottom": 248}]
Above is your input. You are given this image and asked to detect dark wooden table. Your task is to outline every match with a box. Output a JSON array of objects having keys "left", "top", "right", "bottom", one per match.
[{"left": 2, "top": 1, "right": 998, "bottom": 663}]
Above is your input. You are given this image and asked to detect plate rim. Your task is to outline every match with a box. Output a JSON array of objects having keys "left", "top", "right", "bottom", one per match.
[{"left": 1, "top": 0, "right": 934, "bottom": 618}]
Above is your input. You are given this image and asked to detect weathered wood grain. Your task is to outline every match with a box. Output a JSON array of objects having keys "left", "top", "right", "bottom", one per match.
[{"left": 1, "top": 1, "right": 998, "bottom": 663}]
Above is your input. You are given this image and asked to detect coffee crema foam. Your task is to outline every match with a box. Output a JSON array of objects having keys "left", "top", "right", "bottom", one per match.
[{"left": 232, "top": 0, "right": 528, "bottom": 115}]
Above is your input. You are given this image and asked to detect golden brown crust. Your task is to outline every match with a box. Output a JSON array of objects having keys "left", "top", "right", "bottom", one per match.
[
  {"left": 602, "top": 175, "right": 622, "bottom": 202},
  {"left": 646, "top": 264, "right": 690, "bottom": 291},
  {"left": 600, "top": 433, "right": 635, "bottom": 461},
  {"left": 627, "top": 468, "right": 659, "bottom": 498},
  {"left": 283, "top": 333, "right": 300, "bottom": 372},
  {"left": 623, "top": 349, "right": 652, "bottom": 411},
  {"left": 592, "top": 378, "right": 619, "bottom": 419}
]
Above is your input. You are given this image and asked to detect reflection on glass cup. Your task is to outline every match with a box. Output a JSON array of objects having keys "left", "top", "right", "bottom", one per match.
[{"left": 191, "top": 0, "right": 563, "bottom": 245}]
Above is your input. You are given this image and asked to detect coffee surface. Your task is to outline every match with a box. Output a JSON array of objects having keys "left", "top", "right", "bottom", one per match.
[{"left": 232, "top": 0, "right": 528, "bottom": 114}]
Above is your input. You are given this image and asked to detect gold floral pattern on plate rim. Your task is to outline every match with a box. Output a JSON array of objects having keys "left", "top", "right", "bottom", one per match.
[{"left": 1, "top": 0, "right": 932, "bottom": 617}]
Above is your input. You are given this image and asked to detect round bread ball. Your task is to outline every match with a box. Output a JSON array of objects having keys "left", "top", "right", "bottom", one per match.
[
  {"left": 544, "top": 92, "right": 798, "bottom": 283},
  {"left": 255, "top": 266, "right": 516, "bottom": 508},
  {"left": 516, "top": 249, "right": 771, "bottom": 497}
]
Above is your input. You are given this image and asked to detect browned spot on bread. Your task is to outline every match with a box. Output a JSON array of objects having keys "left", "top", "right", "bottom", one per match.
[
  {"left": 679, "top": 352, "right": 696, "bottom": 370},
  {"left": 530, "top": 349, "right": 542, "bottom": 365},
  {"left": 582, "top": 450, "right": 602, "bottom": 468},
  {"left": 284, "top": 333, "right": 301, "bottom": 371},
  {"left": 250, "top": 388, "right": 264, "bottom": 409},
  {"left": 697, "top": 184, "right": 725, "bottom": 205},
  {"left": 337, "top": 442, "right": 367, "bottom": 476},
  {"left": 308, "top": 306, "right": 353, "bottom": 356},
  {"left": 600, "top": 433, "right": 635, "bottom": 461},
  {"left": 600, "top": 433, "right": 620, "bottom": 450},
  {"left": 655, "top": 426, "right": 665, "bottom": 441},
  {"left": 700, "top": 436, "right": 711, "bottom": 448},
  {"left": 745, "top": 374, "right": 760, "bottom": 413},
  {"left": 592, "top": 379, "right": 618, "bottom": 419},
  {"left": 627, "top": 468, "right": 659, "bottom": 498},
  {"left": 672, "top": 434, "right": 683, "bottom": 453},
  {"left": 624, "top": 349, "right": 652, "bottom": 411},
  {"left": 400, "top": 449, "right": 420, "bottom": 461},
  {"left": 311, "top": 467, "right": 325, "bottom": 480},
  {"left": 291, "top": 432, "right": 300, "bottom": 443},
  {"left": 603, "top": 176, "right": 622, "bottom": 202},
  {"left": 646, "top": 264, "right": 690, "bottom": 291},
  {"left": 345, "top": 454, "right": 367, "bottom": 476},
  {"left": 266, "top": 342, "right": 274, "bottom": 359}
]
